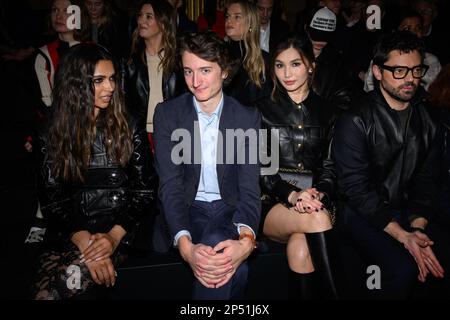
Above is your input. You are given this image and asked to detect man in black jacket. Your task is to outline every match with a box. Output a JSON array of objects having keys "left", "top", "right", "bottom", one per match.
[
  {"left": 303, "top": 6, "right": 353, "bottom": 111},
  {"left": 256, "top": 0, "right": 290, "bottom": 54},
  {"left": 332, "top": 31, "right": 447, "bottom": 299}
]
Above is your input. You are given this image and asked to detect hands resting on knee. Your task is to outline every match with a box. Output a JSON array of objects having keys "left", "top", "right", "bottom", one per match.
[
  {"left": 71, "top": 228, "right": 126, "bottom": 288},
  {"left": 288, "top": 188, "right": 328, "bottom": 214},
  {"left": 402, "top": 231, "right": 445, "bottom": 282},
  {"left": 385, "top": 221, "right": 445, "bottom": 283},
  {"left": 179, "top": 237, "right": 254, "bottom": 289}
]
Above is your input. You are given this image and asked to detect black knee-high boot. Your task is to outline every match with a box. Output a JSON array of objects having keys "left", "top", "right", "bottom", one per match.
[
  {"left": 305, "top": 229, "right": 340, "bottom": 300},
  {"left": 288, "top": 269, "right": 316, "bottom": 300}
]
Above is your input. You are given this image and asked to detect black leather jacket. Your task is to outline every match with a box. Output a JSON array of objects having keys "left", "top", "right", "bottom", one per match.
[
  {"left": 254, "top": 90, "right": 338, "bottom": 206},
  {"left": 332, "top": 88, "right": 440, "bottom": 230},
  {"left": 314, "top": 44, "right": 353, "bottom": 111},
  {"left": 224, "top": 40, "right": 272, "bottom": 106},
  {"left": 37, "top": 118, "right": 156, "bottom": 247},
  {"left": 94, "top": 17, "right": 130, "bottom": 61},
  {"left": 124, "top": 54, "right": 185, "bottom": 128},
  {"left": 437, "top": 110, "right": 450, "bottom": 226}
]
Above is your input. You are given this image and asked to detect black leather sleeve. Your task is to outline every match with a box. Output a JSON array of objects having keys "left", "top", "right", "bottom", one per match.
[
  {"left": 314, "top": 128, "right": 337, "bottom": 209},
  {"left": 260, "top": 121, "right": 299, "bottom": 205},
  {"left": 329, "top": 80, "right": 353, "bottom": 112},
  {"left": 36, "top": 133, "right": 88, "bottom": 237},
  {"left": 117, "top": 123, "right": 156, "bottom": 233},
  {"left": 261, "top": 175, "right": 300, "bottom": 206},
  {"left": 407, "top": 126, "right": 441, "bottom": 222},
  {"left": 332, "top": 113, "right": 394, "bottom": 230},
  {"left": 314, "top": 153, "right": 336, "bottom": 208},
  {"left": 123, "top": 57, "right": 146, "bottom": 127}
]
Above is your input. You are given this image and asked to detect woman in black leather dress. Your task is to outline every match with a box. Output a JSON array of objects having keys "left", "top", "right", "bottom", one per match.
[
  {"left": 254, "top": 37, "right": 340, "bottom": 299},
  {"left": 33, "top": 44, "right": 155, "bottom": 299}
]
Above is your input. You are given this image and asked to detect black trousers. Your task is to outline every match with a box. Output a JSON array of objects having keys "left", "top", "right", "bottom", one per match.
[{"left": 338, "top": 205, "right": 450, "bottom": 299}]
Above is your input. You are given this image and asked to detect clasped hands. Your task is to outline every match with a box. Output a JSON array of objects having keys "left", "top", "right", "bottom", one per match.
[
  {"left": 181, "top": 237, "right": 254, "bottom": 289},
  {"left": 288, "top": 188, "right": 327, "bottom": 214},
  {"left": 79, "top": 232, "right": 120, "bottom": 287},
  {"left": 80, "top": 233, "right": 119, "bottom": 264}
]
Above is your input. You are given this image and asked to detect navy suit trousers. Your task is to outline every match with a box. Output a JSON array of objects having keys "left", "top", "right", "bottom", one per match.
[
  {"left": 339, "top": 206, "right": 418, "bottom": 299},
  {"left": 189, "top": 200, "right": 248, "bottom": 300}
]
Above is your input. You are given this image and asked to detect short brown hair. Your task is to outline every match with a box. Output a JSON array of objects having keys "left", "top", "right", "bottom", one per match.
[{"left": 178, "top": 31, "right": 238, "bottom": 85}]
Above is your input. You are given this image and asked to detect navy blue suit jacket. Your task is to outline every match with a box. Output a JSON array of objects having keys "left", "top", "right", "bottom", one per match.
[{"left": 153, "top": 92, "right": 261, "bottom": 244}]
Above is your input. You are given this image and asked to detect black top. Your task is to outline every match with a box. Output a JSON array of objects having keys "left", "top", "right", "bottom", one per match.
[
  {"left": 37, "top": 117, "right": 156, "bottom": 249},
  {"left": 224, "top": 40, "right": 272, "bottom": 106},
  {"left": 254, "top": 89, "right": 339, "bottom": 207},
  {"left": 332, "top": 87, "right": 439, "bottom": 230},
  {"left": 396, "top": 106, "right": 411, "bottom": 137}
]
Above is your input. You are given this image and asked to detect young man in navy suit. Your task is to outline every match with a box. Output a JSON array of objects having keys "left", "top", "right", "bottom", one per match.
[{"left": 153, "top": 32, "right": 261, "bottom": 300}]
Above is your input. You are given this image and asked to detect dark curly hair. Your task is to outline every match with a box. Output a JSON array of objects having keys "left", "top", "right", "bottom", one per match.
[
  {"left": 49, "top": 43, "right": 132, "bottom": 181},
  {"left": 178, "top": 31, "right": 239, "bottom": 86},
  {"left": 373, "top": 30, "right": 425, "bottom": 67}
]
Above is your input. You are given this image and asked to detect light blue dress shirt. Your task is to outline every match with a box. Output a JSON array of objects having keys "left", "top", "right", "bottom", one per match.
[{"left": 194, "top": 95, "right": 223, "bottom": 202}]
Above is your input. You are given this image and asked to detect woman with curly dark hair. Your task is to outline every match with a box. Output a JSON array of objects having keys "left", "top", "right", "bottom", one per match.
[
  {"left": 32, "top": 43, "right": 155, "bottom": 300},
  {"left": 25, "top": 0, "right": 91, "bottom": 245}
]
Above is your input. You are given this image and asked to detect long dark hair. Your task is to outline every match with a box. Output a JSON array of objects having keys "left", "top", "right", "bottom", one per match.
[
  {"left": 48, "top": 43, "right": 132, "bottom": 181},
  {"left": 129, "top": 0, "right": 177, "bottom": 76},
  {"left": 271, "top": 36, "right": 316, "bottom": 101}
]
